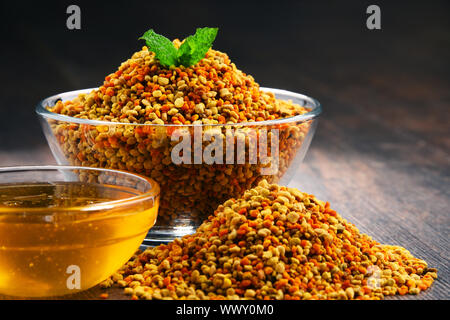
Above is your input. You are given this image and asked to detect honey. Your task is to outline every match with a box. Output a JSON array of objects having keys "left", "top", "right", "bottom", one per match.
[{"left": 0, "top": 181, "right": 158, "bottom": 297}]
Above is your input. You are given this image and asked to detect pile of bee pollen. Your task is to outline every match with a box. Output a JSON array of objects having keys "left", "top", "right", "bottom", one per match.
[{"left": 104, "top": 180, "right": 436, "bottom": 300}]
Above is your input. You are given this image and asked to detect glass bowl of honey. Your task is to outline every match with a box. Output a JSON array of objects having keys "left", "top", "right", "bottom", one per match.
[{"left": 0, "top": 165, "right": 159, "bottom": 297}]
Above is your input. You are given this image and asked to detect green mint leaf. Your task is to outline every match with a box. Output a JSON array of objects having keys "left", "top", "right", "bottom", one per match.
[
  {"left": 139, "top": 27, "right": 218, "bottom": 68},
  {"left": 176, "top": 37, "right": 196, "bottom": 67},
  {"left": 139, "top": 29, "right": 177, "bottom": 67},
  {"left": 177, "top": 27, "right": 218, "bottom": 67}
]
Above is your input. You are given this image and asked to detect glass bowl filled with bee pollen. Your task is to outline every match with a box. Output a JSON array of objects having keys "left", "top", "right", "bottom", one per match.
[{"left": 0, "top": 165, "right": 159, "bottom": 297}]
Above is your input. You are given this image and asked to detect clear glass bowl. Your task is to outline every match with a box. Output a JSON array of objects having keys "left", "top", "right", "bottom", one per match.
[
  {"left": 0, "top": 165, "right": 159, "bottom": 297},
  {"left": 36, "top": 87, "right": 321, "bottom": 244}
]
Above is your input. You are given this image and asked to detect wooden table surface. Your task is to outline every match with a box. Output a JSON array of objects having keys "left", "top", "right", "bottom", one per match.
[{"left": 0, "top": 1, "right": 448, "bottom": 300}]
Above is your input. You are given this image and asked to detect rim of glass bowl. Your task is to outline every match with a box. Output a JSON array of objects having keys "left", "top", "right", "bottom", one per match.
[
  {"left": 36, "top": 87, "right": 321, "bottom": 126},
  {"left": 0, "top": 165, "right": 160, "bottom": 215}
]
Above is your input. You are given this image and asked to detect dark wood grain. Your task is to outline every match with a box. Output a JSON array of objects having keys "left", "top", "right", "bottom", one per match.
[{"left": 0, "top": 0, "right": 448, "bottom": 300}]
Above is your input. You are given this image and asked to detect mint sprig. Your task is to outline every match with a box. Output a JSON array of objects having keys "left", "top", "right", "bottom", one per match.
[{"left": 139, "top": 27, "right": 218, "bottom": 68}]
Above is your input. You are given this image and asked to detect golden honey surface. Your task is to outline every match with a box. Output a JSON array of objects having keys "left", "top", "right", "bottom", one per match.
[{"left": 0, "top": 182, "right": 158, "bottom": 297}]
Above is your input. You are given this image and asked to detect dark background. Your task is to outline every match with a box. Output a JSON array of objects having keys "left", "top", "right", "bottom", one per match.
[{"left": 0, "top": 0, "right": 448, "bottom": 299}]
